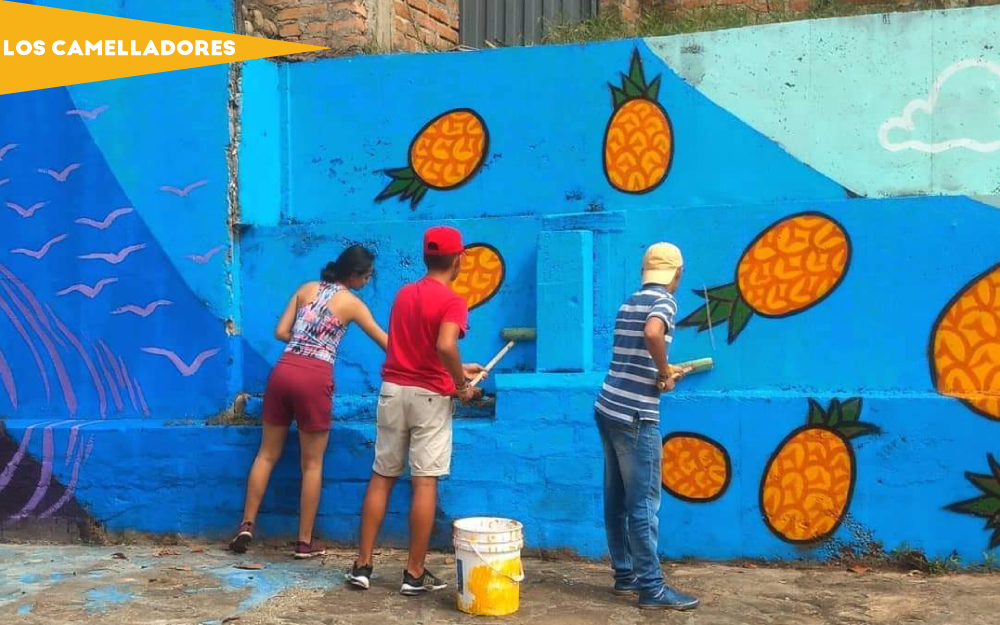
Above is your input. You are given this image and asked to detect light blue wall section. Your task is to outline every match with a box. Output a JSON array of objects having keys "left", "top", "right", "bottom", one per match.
[
  {"left": 645, "top": 6, "right": 1000, "bottom": 201},
  {"left": 537, "top": 230, "right": 593, "bottom": 372},
  {"left": 239, "top": 60, "right": 284, "bottom": 228}
]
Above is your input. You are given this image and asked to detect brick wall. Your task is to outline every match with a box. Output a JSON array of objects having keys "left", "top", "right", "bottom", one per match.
[
  {"left": 239, "top": 0, "right": 458, "bottom": 54},
  {"left": 601, "top": 0, "right": 641, "bottom": 20},
  {"left": 393, "top": 0, "right": 460, "bottom": 51}
]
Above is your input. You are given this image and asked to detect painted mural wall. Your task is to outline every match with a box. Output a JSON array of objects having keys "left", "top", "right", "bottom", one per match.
[{"left": 3, "top": 2, "right": 1000, "bottom": 563}]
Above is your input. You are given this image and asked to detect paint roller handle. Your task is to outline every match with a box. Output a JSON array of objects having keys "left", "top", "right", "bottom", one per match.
[{"left": 469, "top": 340, "right": 515, "bottom": 387}]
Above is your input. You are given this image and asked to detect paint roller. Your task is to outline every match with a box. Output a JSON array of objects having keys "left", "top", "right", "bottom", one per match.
[
  {"left": 468, "top": 328, "right": 536, "bottom": 387},
  {"left": 658, "top": 357, "right": 714, "bottom": 390},
  {"left": 468, "top": 326, "right": 711, "bottom": 390}
]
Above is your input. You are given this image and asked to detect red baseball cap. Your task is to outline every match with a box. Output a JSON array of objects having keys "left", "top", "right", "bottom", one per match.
[{"left": 423, "top": 226, "right": 464, "bottom": 256}]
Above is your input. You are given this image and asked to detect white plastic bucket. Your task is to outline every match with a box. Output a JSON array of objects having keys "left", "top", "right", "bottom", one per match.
[{"left": 453, "top": 517, "right": 524, "bottom": 616}]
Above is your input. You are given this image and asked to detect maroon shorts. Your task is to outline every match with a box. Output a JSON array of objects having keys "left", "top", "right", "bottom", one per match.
[{"left": 262, "top": 353, "right": 334, "bottom": 433}]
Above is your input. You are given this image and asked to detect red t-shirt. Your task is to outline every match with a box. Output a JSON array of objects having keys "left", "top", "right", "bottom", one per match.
[{"left": 382, "top": 277, "right": 469, "bottom": 396}]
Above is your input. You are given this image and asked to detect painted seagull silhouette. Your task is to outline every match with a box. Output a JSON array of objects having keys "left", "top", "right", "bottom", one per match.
[
  {"left": 0, "top": 143, "right": 18, "bottom": 161},
  {"left": 141, "top": 347, "right": 220, "bottom": 376},
  {"left": 38, "top": 163, "right": 81, "bottom": 182},
  {"left": 66, "top": 106, "right": 108, "bottom": 120},
  {"left": 0, "top": 178, "right": 9, "bottom": 187},
  {"left": 184, "top": 245, "right": 226, "bottom": 264},
  {"left": 11, "top": 234, "right": 68, "bottom": 259},
  {"left": 159, "top": 180, "right": 207, "bottom": 197},
  {"left": 75, "top": 207, "right": 133, "bottom": 229},
  {"left": 112, "top": 300, "right": 173, "bottom": 317},
  {"left": 79, "top": 243, "right": 146, "bottom": 264},
  {"left": 6, "top": 201, "right": 47, "bottom": 218},
  {"left": 57, "top": 278, "right": 118, "bottom": 299}
]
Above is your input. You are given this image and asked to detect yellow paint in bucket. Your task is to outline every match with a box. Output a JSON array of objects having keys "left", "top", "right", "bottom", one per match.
[{"left": 453, "top": 517, "right": 524, "bottom": 616}]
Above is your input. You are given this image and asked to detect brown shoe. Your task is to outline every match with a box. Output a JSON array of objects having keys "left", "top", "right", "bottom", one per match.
[{"left": 293, "top": 540, "right": 326, "bottom": 559}]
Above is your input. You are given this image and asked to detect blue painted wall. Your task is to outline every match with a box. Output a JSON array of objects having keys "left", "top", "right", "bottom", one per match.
[{"left": 3, "top": 2, "right": 1000, "bottom": 565}]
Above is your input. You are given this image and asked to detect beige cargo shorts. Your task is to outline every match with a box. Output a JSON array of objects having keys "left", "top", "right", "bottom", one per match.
[{"left": 373, "top": 381, "right": 454, "bottom": 478}]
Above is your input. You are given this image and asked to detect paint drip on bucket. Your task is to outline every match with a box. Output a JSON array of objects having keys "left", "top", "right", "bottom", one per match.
[{"left": 453, "top": 517, "right": 524, "bottom": 616}]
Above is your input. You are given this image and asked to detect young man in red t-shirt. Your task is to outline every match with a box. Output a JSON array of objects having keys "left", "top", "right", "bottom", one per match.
[{"left": 348, "top": 226, "right": 484, "bottom": 595}]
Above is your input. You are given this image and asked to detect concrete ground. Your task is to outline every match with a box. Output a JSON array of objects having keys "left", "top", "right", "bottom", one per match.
[{"left": 1, "top": 541, "right": 998, "bottom": 625}]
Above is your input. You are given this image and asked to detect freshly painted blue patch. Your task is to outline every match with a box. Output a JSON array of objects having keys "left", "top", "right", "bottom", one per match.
[
  {"left": 19, "top": 574, "right": 41, "bottom": 583},
  {"left": 205, "top": 562, "right": 341, "bottom": 616},
  {"left": 17, "top": 604, "right": 32, "bottom": 615},
  {"left": 85, "top": 584, "right": 135, "bottom": 614}
]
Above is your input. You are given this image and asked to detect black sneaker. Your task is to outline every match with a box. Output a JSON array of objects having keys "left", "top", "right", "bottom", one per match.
[
  {"left": 400, "top": 568, "right": 447, "bottom": 596},
  {"left": 347, "top": 562, "right": 373, "bottom": 590}
]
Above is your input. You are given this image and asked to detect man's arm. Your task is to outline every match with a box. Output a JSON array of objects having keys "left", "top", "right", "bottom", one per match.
[
  {"left": 436, "top": 322, "right": 467, "bottom": 388},
  {"left": 437, "top": 322, "right": 481, "bottom": 403},
  {"left": 643, "top": 317, "right": 670, "bottom": 379},
  {"left": 644, "top": 317, "right": 688, "bottom": 392}
]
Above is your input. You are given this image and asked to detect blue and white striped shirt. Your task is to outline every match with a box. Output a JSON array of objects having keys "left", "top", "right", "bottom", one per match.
[{"left": 595, "top": 285, "right": 677, "bottom": 424}]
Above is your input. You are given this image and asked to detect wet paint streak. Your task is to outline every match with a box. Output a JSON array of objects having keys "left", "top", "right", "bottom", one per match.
[
  {"left": 134, "top": 378, "right": 149, "bottom": 416},
  {"left": 0, "top": 282, "right": 76, "bottom": 415},
  {"left": 65, "top": 424, "right": 78, "bottom": 464},
  {"left": 119, "top": 356, "right": 137, "bottom": 410},
  {"left": 0, "top": 343, "right": 16, "bottom": 409},
  {"left": 0, "top": 262, "right": 66, "bottom": 348},
  {"left": 0, "top": 289, "right": 50, "bottom": 402},
  {"left": 8, "top": 426, "right": 55, "bottom": 521},
  {"left": 93, "top": 345, "right": 122, "bottom": 412},
  {"left": 40, "top": 437, "right": 91, "bottom": 518},
  {"left": 65, "top": 420, "right": 99, "bottom": 465},
  {"left": 0, "top": 424, "right": 38, "bottom": 493},
  {"left": 47, "top": 305, "right": 106, "bottom": 418},
  {"left": 99, "top": 340, "right": 126, "bottom": 389}
]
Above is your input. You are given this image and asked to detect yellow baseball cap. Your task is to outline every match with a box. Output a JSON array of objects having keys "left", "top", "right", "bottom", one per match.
[{"left": 641, "top": 242, "right": 683, "bottom": 286}]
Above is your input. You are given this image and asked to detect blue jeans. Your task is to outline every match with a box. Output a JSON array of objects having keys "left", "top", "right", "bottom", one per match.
[{"left": 595, "top": 413, "right": 663, "bottom": 591}]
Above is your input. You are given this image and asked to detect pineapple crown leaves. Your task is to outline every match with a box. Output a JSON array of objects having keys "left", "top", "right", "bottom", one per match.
[
  {"left": 375, "top": 166, "right": 428, "bottom": 209},
  {"left": 805, "top": 397, "right": 880, "bottom": 439},
  {"left": 609, "top": 49, "right": 662, "bottom": 110},
  {"left": 676, "top": 284, "right": 754, "bottom": 344},
  {"left": 945, "top": 454, "right": 1000, "bottom": 550}
]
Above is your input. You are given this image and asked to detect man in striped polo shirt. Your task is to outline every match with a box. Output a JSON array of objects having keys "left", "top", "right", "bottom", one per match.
[{"left": 594, "top": 242, "right": 698, "bottom": 611}]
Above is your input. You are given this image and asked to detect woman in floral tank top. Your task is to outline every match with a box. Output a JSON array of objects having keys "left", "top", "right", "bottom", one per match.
[{"left": 230, "top": 245, "right": 387, "bottom": 559}]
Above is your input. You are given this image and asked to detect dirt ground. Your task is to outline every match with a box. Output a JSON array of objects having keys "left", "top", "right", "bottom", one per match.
[{"left": 1, "top": 541, "right": 997, "bottom": 625}]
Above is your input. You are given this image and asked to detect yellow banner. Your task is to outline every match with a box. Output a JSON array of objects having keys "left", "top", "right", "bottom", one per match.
[{"left": 0, "top": 1, "right": 327, "bottom": 95}]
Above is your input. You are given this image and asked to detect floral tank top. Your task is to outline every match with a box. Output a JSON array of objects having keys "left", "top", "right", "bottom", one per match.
[{"left": 284, "top": 282, "right": 348, "bottom": 364}]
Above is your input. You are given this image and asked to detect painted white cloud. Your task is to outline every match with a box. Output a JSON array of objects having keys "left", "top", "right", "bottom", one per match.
[{"left": 879, "top": 59, "right": 1000, "bottom": 153}]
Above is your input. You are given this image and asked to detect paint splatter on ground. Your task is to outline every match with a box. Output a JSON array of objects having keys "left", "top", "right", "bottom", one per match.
[
  {"left": 1, "top": 543, "right": 999, "bottom": 624},
  {"left": 85, "top": 584, "right": 134, "bottom": 614}
]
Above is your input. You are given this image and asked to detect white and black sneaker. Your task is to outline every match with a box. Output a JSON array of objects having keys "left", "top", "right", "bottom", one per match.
[
  {"left": 400, "top": 568, "right": 447, "bottom": 596},
  {"left": 346, "top": 562, "right": 372, "bottom": 590}
]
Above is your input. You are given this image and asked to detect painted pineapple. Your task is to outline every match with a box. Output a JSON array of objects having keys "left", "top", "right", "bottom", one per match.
[
  {"left": 376, "top": 108, "right": 488, "bottom": 209},
  {"left": 451, "top": 243, "right": 505, "bottom": 311},
  {"left": 929, "top": 261, "right": 1000, "bottom": 420},
  {"left": 679, "top": 212, "right": 851, "bottom": 344},
  {"left": 761, "top": 398, "right": 878, "bottom": 543},
  {"left": 661, "top": 433, "right": 731, "bottom": 503},
  {"left": 945, "top": 453, "right": 1000, "bottom": 550},
  {"left": 603, "top": 49, "right": 673, "bottom": 193}
]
